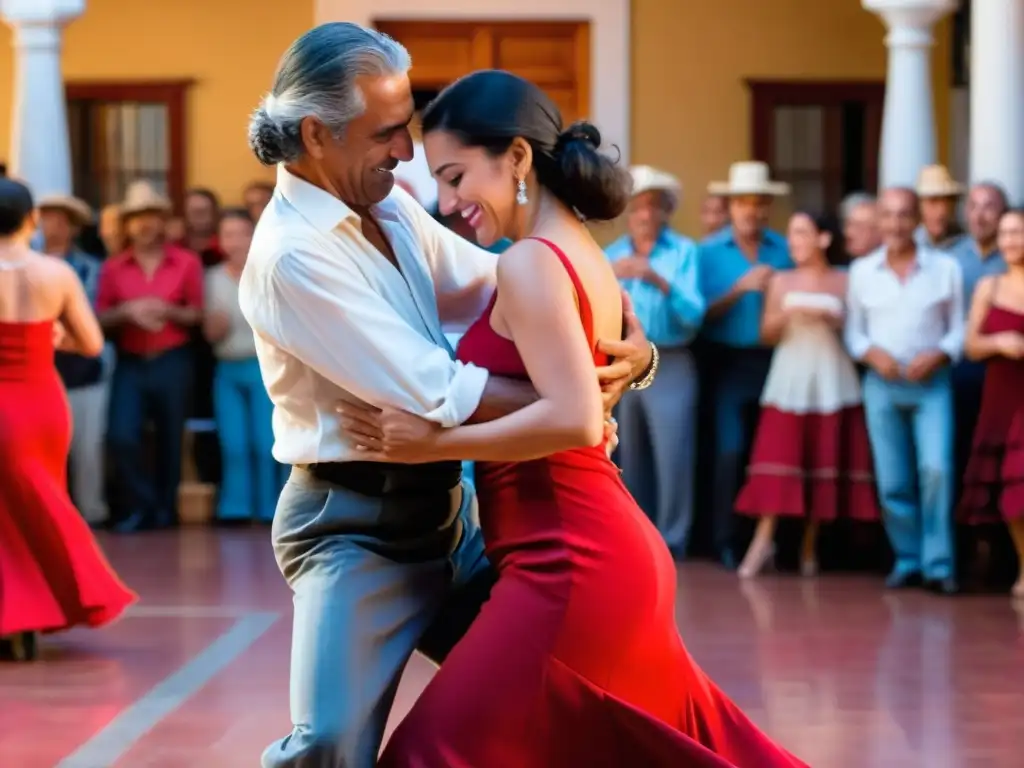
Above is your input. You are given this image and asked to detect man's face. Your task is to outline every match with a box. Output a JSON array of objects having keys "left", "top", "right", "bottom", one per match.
[
  {"left": 843, "top": 202, "right": 880, "bottom": 258},
  {"left": 920, "top": 196, "right": 957, "bottom": 239},
  {"left": 125, "top": 211, "right": 165, "bottom": 248},
  {"left": 310, "top": 72, "right": 416, "bottom": 207},
  {"left": 699, "top": 195, "right": 728, "bottom": 236},
  {"left": 965, "top": 185, "right": 1005, "bottom": 245},
  {"left": 39, "top": 208, "right": 75, "bottom": 247},
  {"left": 184, "top": 193, "right": 218, "bottom": 236},
  {"left": 879, "top": 189, "right": 919, "bottom": 251},
  {"left": 729, "top": 195, "right": 771, "bottom": 239},
  {"left": 626, "top": 190, "right": 671, "bottom": 243},
  {"left": 244, "top": 185, "right": 273, "bottom": 221}
]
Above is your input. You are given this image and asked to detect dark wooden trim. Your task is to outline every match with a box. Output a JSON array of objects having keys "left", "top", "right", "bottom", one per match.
[
  {"left": 747, "top": 78, "right": 886, "bottom": 175},
  {"left": 748, "top": 79, "right": 887, "bottom": 209},
  {"left": 745, "top": 79, "right": 888, "bottom": 102},
  {"left": 64, "top": 79, "right": 193, "bottom": 212}
]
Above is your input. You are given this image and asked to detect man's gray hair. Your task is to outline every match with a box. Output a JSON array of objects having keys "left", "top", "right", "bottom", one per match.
[
  {"left": 838, "top": 191, "right": 876, "bottom": 223},
  {"left": 248, "top": 22, "right": 411, "bottom": 165}
]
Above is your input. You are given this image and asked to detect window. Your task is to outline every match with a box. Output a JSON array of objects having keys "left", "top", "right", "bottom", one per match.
[
  {"left": 748, "top": 80, "right": 885, "bottom": 215},
  {"left": 65, "top": 81, "right": 191, "bottom": 212}
]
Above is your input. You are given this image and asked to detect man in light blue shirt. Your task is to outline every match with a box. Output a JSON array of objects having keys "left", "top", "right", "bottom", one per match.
[
  {"left": 694, "top": 162, "right": 793, "bottom": 568},
  {"left": 606, "top": 166, "right": 704, "bottom": 558}
]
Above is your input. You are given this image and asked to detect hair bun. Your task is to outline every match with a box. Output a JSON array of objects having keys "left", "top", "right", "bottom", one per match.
[
  {"left": 556, "top": 121, "right": 601, "bottom": 154},
  {"left": 247, "top": 103, "right": 292, "bottom": 166}
]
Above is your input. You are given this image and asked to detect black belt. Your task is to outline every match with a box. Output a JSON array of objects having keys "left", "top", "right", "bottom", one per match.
[
  {"left": 297, "top": 460, "right": 462, "bottom": 498},
  {"left": 294, "top": 460, "right": 465, "bottom": 562}
]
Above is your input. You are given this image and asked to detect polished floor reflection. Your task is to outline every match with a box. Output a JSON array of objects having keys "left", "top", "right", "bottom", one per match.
[{"left": 1, "top": 528, "right": 1021, "bottom": 767}]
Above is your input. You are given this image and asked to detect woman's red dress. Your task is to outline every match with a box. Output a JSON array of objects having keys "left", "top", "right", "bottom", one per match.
[
  {"left": 0, "top": 320, "right": 136, "bottom": 637},
  {"left": 958, "top": 305, "right": 1024, "bottom": 524},
  {"left": 378, "top": 240, "right": 807, "bottom": 767}
]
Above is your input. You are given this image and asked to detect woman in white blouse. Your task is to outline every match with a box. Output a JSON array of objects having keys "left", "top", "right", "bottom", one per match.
[{"left": 203, "top": 208, "right": 283, "bottom": 523}]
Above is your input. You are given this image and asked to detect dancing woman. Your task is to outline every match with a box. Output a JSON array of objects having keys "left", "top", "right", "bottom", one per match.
[
  {"left": 0, "top": 179, "right": 136, "bottom": 661},
  {"left": 340, "top": 71, "right": 807, "bottom": 767}
]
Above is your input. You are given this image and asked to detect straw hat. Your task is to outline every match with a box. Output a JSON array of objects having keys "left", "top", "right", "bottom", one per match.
[
  {"left": 630, "top": 165, "right": 682, "bottom": 210},
  {"left": 120, "top": 180, "right": 172, "bottom": 217},
  {"left": 707, "top": 161, "right": 790, "bottom": 197},
  {"left": 916, "top": 164, "right": 965, "bottom": 198},
  {"left": 36, "top": 194, "right": 93, "bottom": 227}
]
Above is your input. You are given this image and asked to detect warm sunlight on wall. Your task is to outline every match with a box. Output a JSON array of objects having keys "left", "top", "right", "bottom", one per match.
[
  {"left": 629, "top": 0, "right": 952, "bottom": 236},
  {"left": 0, "top": 0, "right": 314, "bottom": 208},
  {"left": 0, "top": 0, "right": 951, "bottom": 226}
]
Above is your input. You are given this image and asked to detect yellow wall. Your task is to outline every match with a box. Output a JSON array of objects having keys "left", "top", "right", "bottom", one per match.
[
  {"left": 0, "top": 0, "right": 314, "bottom": 208},
  {"left": 0, "top": 0, "right": 952, "bottom": 223},
  {"left": 630, "top": 0, "right": 953, "bottom": 235}
]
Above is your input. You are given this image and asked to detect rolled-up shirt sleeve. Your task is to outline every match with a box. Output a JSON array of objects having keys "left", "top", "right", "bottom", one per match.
[{"left": 255, "top": 246, "right": 489, "bottom": 428}]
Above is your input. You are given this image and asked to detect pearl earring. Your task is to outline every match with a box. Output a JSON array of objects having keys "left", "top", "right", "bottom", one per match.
[{"left": 516, "top": 178, "right": 529, "bottom": 206}]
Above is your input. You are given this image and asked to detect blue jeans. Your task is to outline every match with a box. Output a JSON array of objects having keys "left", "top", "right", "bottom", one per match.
[
  {"left": 108, "top": 346, "right": 192, "bottom": 525},
  {"left": 862, "top": 370, "right": 955, "bottom": 580},
  {"left": 214, "top": 357, "right": 285, "bottom": 521},
  {"left": 706, "top": 346, "right": 772, "bottom": 555},
  {"left": 262, "top": 470, "right": 491, "bottom": 768}
]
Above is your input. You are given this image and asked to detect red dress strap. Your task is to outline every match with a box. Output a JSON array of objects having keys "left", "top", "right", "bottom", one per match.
[{"left": 527, "top": 237, "right": 595, "bottom": 346}]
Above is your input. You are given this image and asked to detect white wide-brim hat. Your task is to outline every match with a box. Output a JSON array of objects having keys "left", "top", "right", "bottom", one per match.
[
  {"left": 629, "top": 165, "right": 682, "bottom": 210},
  {"left": 707, "top": 161, "right": 790, "bottom": 197},
  {"left": 120, "top": 180, "right": 173, "bottom": 217},
  {"left": 916, "top": 164, "right": 965, "bottom": 198},
  {"left": 36, "top": 194, "right": 93, "bottom": 227}
]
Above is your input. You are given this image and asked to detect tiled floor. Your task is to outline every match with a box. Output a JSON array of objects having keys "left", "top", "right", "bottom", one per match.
[{"left": 2, "top": 527, "right": 1023, "bottom": 767}]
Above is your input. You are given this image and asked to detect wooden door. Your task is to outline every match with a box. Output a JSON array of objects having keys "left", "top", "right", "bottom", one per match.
[
  {"left": 374, "top": 20, "right": 590, "bottom": 124},
  {"left": 747, "top": 80, "right": 886, "bottom": 215}
]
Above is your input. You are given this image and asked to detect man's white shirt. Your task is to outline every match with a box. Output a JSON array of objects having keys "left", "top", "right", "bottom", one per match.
[
  {"left": 844, "top": 245, "right": 965, "bottom": 367},
  {"left": 239, "top": 166, "right": 498, "bottom": 465}
]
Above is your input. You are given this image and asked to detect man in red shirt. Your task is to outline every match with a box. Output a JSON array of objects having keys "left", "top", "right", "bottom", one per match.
[{"left": 97, "top": 181, "right": 204, "bottom": 532}]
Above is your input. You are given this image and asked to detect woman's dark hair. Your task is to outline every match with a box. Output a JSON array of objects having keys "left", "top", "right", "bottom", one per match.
[
  {"left": 421, "top": 70, "right": 630, "bottom": 222},
  {"left": 0, "top": 178, "right": 34, "bottom": 237},
  {"left": 792, "top": 209, "right": 845, "bottom": 266},
  {"left": 219, "top": 206, "right": 254, "bottom": 227}
]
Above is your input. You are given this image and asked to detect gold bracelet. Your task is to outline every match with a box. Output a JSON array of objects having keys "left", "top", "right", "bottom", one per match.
[{"left": 629, "top": 343, "right": 659, "bottom": 391}]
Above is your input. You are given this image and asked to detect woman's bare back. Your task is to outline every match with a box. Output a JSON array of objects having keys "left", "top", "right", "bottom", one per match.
[
  {"left": 507, "top": 220, "right": 623, "bottom": 344},
  {"left": 0, "top": 250, "right": 104, "bottom": 356},
  {"left": 0, "top": 251, "right": 77, "bottom": 323}
]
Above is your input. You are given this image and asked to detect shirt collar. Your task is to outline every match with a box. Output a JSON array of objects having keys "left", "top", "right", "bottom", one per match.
[
  {"left": 276, "top": 165, "right": 401, "bottom": 233},
  {"left": 871, "top": 244, "right": 932, "bottom": 272},
  {"left": 722, "top": 225, "right": 784, "bottom": 249},
  {"left": 124, "top": 243, "right": 185, "bottom": 266}
]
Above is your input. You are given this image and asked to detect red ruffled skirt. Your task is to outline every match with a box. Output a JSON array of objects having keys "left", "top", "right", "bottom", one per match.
[{"left": 735, "top": 405, "right": 880, "bottom": 521}]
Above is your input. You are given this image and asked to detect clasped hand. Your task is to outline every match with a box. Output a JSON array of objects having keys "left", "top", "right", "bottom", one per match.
[
  {"left": 336, "top": 291, "right": 648, "bottom": 462},
  {"left": 123, "top": 297, "right": 169, "bottom": 332},
  {"left": 865, "top": 347, "right": 947, "bottom": 382}
]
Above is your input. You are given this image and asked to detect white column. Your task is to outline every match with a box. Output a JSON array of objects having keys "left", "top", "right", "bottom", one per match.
[
  {"left": 864, "top": 0, "right": 957, "bottom": 189},
  {"left": 970, "top": 0, "right": 1024, "bottom": 205},
  {"left": 0, "top": 0, "right": 85, "bottom": 196}
]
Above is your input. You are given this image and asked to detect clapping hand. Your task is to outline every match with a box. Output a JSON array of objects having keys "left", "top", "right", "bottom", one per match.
[{"left": 735, "top": 265, "right": 773, "bottom": 294}]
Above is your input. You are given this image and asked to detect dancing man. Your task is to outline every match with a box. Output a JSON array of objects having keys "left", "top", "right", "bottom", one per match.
[{"left": 240, "top": 23, "right": 654, "bottom": 768}]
